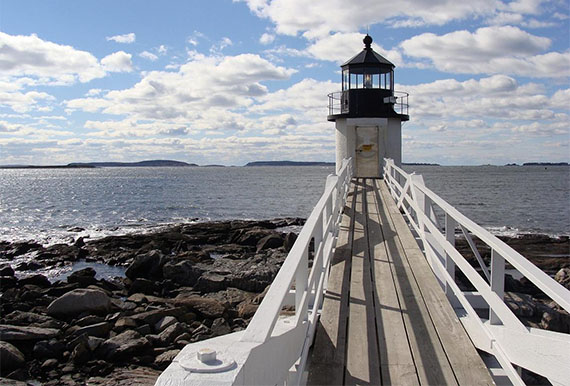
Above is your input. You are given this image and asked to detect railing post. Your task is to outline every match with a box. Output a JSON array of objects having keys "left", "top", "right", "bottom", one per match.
[
  {"left": 445, "top": 213, "right": 457, "bottom": 303},
  {"left": 490, "top": 249, "right": 505, "bottom": 325},
  {"left": 296, "top": 248, "right": 308, "bottom": 321}
]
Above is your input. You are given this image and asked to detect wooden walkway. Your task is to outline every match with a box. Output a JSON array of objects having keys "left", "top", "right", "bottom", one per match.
[{"left": 308, "top": 178, "right": 494, "bottom": 386}]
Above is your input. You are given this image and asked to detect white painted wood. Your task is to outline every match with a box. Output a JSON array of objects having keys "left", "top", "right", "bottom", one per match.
[
  {"left": 490, "top": 249, "right": 505, "bottom": 325},
  {"left": 445, "top": 213, "right": 457, "bottom": 299},
  {"left": 382, "top": 158, "right": 570, "bottom": 386},
  {"left": 460, "top": 224, "right": 491, "bottom": 281}
]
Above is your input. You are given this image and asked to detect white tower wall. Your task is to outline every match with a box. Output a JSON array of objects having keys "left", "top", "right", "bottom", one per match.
[{"left": 335, "top": 117, "right": 402, "bottom": 176}]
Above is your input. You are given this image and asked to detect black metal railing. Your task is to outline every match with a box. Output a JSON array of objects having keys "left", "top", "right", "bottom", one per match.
[{"left": 328, "top": 90, "right": 409, "bottom": 117}]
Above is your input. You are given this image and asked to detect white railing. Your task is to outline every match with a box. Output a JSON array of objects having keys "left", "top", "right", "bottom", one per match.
[
  {"left": 383, "top": 158, "right": 570, "bottom": 386},
  {"left": 156, "top": 158, "right": 353, "bottom": 386}
]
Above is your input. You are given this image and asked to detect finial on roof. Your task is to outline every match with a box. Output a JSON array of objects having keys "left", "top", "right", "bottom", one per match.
[{"left": 363, "top": 34, "right": 373, "bottom": 49}]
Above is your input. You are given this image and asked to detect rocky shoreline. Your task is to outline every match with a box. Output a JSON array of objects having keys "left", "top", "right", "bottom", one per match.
[
  {"left": 0, "top": 218, "right": 302, "bottom": 385},
  {"left": 0, "top": 219, "right": 568, "bottom": 385}
]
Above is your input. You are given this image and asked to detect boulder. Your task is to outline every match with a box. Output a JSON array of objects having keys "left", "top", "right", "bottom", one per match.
[
  {"left": 67, "top": 268, "right": 97, "bottom": 287},
  {"left": 256, "top": 234, "right": 283, "bottom": 252},
  {"left": 0, "top": 264, "right": 15, "bottom": 277},
  {"left": 283, "top": 232, "right": 297, "bottom": 252},
  {"left": 0, "top": 341, "right": 25, "bottom": 373},
  {"left": 154, "top": 349, "right": 180, "bottom": 370},
  {"left": 3, "top": 311, "right": 61, "bottom": 328},
  {"left": 33, "top": 339, "right": 65, "bottom": 359},
  {"left": 162, "top": 260, "right": 204, "bottom": 286},
  {"left": 193, "top": 273, "right": 227, "bottom": 293},
  {"left": 129, "top": 278, "right": 158, "bottom": 295},
  {"left": 19, "top": 274, "right": 51, "bottom": 288},
  {"left": 68, "top": 322, "right": 111, "bottom": 339},
  {"left": 114, "top": 317, "right": 137, "bottom": 332},
  {"left": 157, "top": 322, "right": 185, "bottom": 346},
  {"left": 171, "top": 295, "right": 226, "bottom": 319},
  {"left": 504, "top": 292, "right": 536, "bottom": 317},
  {"left": 125, "top": 250, "right": 166, "bottom": 280},
  {"left": 0, "top": 324, "right": 60, "bottom": 341},
  {"left": 97, "top": 330, "right": 151, "bottom": 362},
  {"left": 154, "top": 316, "right": 177, "bottom": 333},
  {"left": 211, "top": 318, "right": 231, "bottom": 336},
  {"left": 129, "top": 307, "right": 186, "bottom": 326},
  {"left": 47, "top": 288, "right": 111, "bottom": 317}
]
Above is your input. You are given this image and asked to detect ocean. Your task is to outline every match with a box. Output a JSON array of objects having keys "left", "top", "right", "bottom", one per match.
[{"left": 0, "top": 165, "right": 568, "bottom": 246}]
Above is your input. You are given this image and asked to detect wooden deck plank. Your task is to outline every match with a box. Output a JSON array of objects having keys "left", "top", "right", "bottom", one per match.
[
  {"left": 366, "top": 179, "right": 419, "bottom": 386},
  {"left": 372, "top": 180, "right": 459, "bottom": 386},
  {"left": 307, "top": 183, "right": 356, "bottom": 386},
  {"left": 344, "top": 179, "right": 381, "bottom": 385},
  {"left": 377, "top": 180, "right": 495, "bottom": 385}
]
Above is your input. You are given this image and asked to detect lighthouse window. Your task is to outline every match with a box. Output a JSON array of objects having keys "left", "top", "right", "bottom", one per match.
[
  {"left": 343, "top": 69, "right": 349, "bottom": 90},
  {"left": 364, "top": 74, "right": 372, "bottom": 88}
]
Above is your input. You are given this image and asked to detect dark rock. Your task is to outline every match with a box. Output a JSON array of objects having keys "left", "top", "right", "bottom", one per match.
[
  {"left": 3, "top": 311, "right": 62, "bottom": 329},
  {"left": 40, "top": 358, "right": 59, "bottom": 369},
  {"left": 129, "top": 278, "right": 158, "bottom": 295},
  {"left": 162, "top": 260, "right": 204, "bottom": 286},
  {"left": 135, "top": 324, "right": 152, "bottom": 336},
  {"left": 33, "top": 339, "right": 65, "bottom": 359},
  {"left": 0, "top": 324, "right": 60, "bottom": 341},
  {"left": 75, "top": 315, "right": 105, "bottom": 327},
  {"left": 114, "top": 317, "right": 137, "bottom": 332},
  {"left": 70, "top": 339, "right": 90, "bottom": 364},
  {"left": 68, "top": 322, "right": 111, "bottom": 339},
  {"left": 0, "top": 341, "right": 25, "bottom": 372},
  {"left": 68, "top": 227, "right": 85, "bottom": 233},
  {"left": 256, "top": 234, "right": 283, "bottom": 252},
  {"left": 504, "top": 292, "right": 536, "bottom": 317},
  {"left": 67, "top": 267, "right": 97, "bottom": 286},
  {"left": 44, "top": 282, "right": 79, "bottom": 297},
  {"left": 211, "top": 318, "right": 231, "bottom": 336},
  {"left": 15, "top": 261, "right": 43, "bottom": 271},
  {"left": 554, "top": 268, "right": 570, "bottom": 290},
  {"left": 283, "top": 232, "right": 297, "bottom": 252},
  {"left": 237, "top": 302, "right": 258, "bottom": 319},
  {"left": 154, "top": 316, "right": 177, "bottom": 333},
  {"left": 157, "top": 322, "right": 185, "bottom": 346},
  {"left": 171, "top": 295, "right": 226, "bottom": 319},
  {"left": 0, "top": 265, "right": 15, "bottom": 277},
  {"left": 0, "top": 276, "right": 17, "bottom": 290},
  {"left": 129, "top": 307, "right": 186, "bottom": 326},
  {"left": 125, "top": 250, "right": 166, "bottom": 280},
  {"left": 194, "top": 273, "right": 228, "bottom": 293},
  {"left": 19, "top": 274, "right": 51, "bottom": 288},
  {"left": 47, "top": 288, "right": 111, "bottom": 317},
  {"left": 154, "top": 349, "right": 180, "bottom": 370},
  {"left": 232, "top": 228, "right": 274, "bottom": 246},
  {"left": 97, "top": 330, "right": 151, "bottom": 362},
  {"left": 74, "top": 237, "right": 85, "bottom": 248}
]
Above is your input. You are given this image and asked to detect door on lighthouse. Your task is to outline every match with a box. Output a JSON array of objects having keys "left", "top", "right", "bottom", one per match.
[{"left": 355, "top": 126, "right": 379, "bottom": 177}]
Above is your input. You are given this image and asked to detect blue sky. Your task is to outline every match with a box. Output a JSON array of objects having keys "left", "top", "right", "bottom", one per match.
[{"left": 0, "top": 0, "right": 568, "bottom": 165}]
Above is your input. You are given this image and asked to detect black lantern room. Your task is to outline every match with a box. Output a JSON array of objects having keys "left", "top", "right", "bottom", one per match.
[{"left": 328, "top": 35, "right": 409, "bottom": 121}]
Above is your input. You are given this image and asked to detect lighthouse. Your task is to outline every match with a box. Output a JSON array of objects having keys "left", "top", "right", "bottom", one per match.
[{"left": 328, "top": 34, "right": 409, "bottom": 177}]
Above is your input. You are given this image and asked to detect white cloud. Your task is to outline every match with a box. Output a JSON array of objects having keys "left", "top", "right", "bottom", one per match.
[
  {"left": 101, "top": 51, "right": 134, "bottom": 72},
  {"left": 305, "top": 32, "right": 403, "bottom": 65},
  {"left": 260, "top": 33, "right": 275, "bottom": 45},
  {"left": 140, "top": 51, "right": 159, "bottom": 61},
  {"left": 66, "top": 53, "right": 296, "bottom": 122},
  {"left": 0, "top": 90, "right": 55, "bottom": 113},
  {"left": 400, "top": 26, "right": 569, "bottom": 77},
  {"left": 240, "top": 0, "right": 502, "bottom": 38},
  {"left": 106, "top": 33, "right": 136, "bottom": 44},
  {"left": 0, "top": 32, "right": 106, "bottom": 84}
]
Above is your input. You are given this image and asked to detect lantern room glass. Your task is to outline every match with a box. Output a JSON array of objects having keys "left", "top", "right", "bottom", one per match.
[{"left": 342, "top": 67, "right": 394, "bottom": 90}]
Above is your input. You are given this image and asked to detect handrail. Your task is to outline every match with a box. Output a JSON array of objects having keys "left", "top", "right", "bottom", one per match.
[
  {"left": 327, "top": 90, "right": 409, "bottom": 116},
  {"left": 383, "top": 158, "right": 570, "bottom": 385},
  {"left": 156, "top": 158, "right": 354, "bottom": 386}
]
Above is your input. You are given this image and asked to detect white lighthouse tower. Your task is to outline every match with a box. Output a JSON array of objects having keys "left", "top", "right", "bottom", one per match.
[{"left": 328, "top": 35, "right": 409, "bottom": 177}]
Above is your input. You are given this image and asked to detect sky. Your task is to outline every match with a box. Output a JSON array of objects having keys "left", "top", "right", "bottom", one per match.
[{"left": 0, "top": 0, "right": 568, "bottom": 166}]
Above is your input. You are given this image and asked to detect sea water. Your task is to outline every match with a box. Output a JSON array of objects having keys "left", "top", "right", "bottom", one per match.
[{"left": 1, "top": 165, "right": 568, "bottom": 247}]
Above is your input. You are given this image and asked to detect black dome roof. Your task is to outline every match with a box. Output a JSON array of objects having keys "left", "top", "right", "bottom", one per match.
[{"left": 341, "top": 34, "right": 394, "bottom": 68}]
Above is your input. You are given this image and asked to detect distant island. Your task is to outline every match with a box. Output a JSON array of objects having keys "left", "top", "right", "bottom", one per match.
[
  {"left": 522, "top": 162, "right": 568, "bottom": 166},
  {"left": 403, "top": 162, "right": 440, "bottom": 166},
  {"left": 245, "top": 161, "right": 335, "bottom": 167},
  {"left": 0, "top": 160, "right": 197, "bottom": 169}
]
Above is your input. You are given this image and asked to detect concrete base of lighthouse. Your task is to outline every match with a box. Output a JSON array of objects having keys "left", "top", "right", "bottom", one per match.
[{"left": 335, "top": 117, "right": 402, "bottom": 177}]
